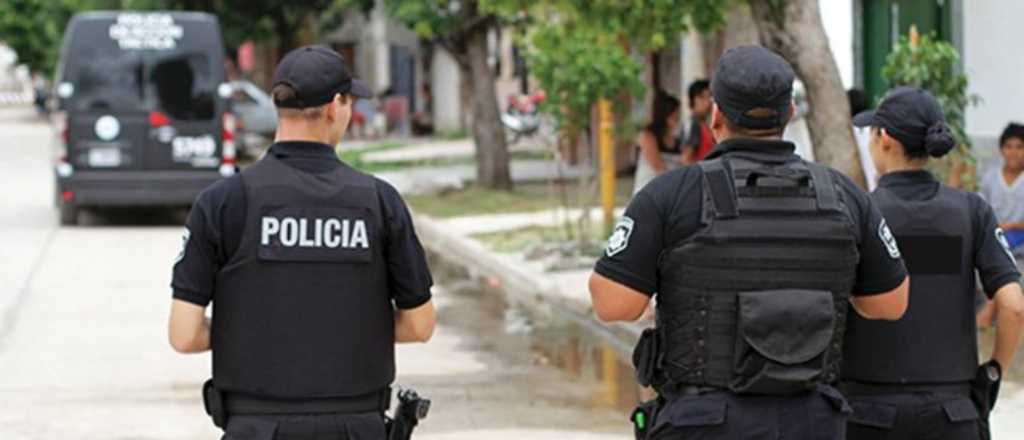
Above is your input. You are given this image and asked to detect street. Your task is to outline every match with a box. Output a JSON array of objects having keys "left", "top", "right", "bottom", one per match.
[{"left": 0, "top": 106, "right": 628, "bottom": 439}]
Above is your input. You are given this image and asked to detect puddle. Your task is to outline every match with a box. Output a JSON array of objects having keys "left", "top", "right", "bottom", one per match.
[{"left": 427, "top": 250, "right": 648, "bottom": 415}]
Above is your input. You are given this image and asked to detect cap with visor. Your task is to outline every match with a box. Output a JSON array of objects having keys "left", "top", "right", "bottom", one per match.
[{"left": 272, "top": 45, "right": 372, "bottom": 108}]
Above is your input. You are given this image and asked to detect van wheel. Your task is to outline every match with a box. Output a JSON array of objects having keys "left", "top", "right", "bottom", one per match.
[{"left": 59, "top": 202, "right": 79, "bottom": 226}]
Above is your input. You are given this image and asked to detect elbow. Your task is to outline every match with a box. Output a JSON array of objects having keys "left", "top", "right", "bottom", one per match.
[
  {"left": 412, "top": 321, "right": 436, "bottom": 343},
  {"left": 592, "top": 302, "right": 643, "bottom": 323},
  {"left": 169, "top": 335, "right": 196, "bottom": 354}
]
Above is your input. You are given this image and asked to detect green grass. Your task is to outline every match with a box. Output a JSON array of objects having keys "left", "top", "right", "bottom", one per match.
[
  {"left": 344, "top": 149, "right": 556, "bottom": 174},
  {"left": 405, "top": 180, "right": 633, "bottom": 218}
]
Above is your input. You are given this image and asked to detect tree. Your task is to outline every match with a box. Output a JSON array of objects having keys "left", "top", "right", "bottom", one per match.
[
  {"left": 749, "top": 0, "right": 866, "bottom": 187},
  {"left": 520, "top": 0, "right": 726, "bottom": 143},
  {"left": 387, "top": 0, "right": 514, "bottom": 190}
]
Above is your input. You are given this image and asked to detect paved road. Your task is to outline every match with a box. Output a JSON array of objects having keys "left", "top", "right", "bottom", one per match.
[{"left": 0, "top": 107, "right": 627, "bottom": 439}]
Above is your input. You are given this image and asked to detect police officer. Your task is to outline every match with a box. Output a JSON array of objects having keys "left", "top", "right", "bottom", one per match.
[
  {"left": 843, "top": 87, "right": 1024, "bottom": 440},
  {"left": 588, "top": 45, "right": 910, "bottom": 440},
  {"left": 168, "top": 45, "right": 436, "bottom": 440}
]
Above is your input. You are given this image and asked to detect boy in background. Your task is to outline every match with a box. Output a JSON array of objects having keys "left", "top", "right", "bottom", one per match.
[
  {"left": 681, "top": 79, "right": 715, "bottom": 164},
  {"left": 981, "top": 123, "right": 1024, "bottom": 250}
]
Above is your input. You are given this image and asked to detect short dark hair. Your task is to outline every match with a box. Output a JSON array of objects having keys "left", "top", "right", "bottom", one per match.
[
  {"left": 1000, "top": 122, "right": 1024, "bottom": 148},
  {"left": 722, "top": 107, "right": 786, "bottom": 137},
  {"left": 272, "top": 83, "right": 328, "bottom": 119},
  {"left": 687, "top": 79, "right": 711, "bottom": 108}
]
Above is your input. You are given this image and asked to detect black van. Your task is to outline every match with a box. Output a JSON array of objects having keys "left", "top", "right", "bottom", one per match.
[{"left": 52, "top": 11, "right": 237, "bottom": 225}]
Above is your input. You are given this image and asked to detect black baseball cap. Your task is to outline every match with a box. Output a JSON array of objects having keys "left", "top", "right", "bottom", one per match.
[
  {"left": 272, "top": 45, "right": 372, "bottom": 108},
  {"left": 853, "top": 86, "right": 945, "bottom": 151},
  {"left": 711, "top": 45, "right": 795, "bottom": 129}
]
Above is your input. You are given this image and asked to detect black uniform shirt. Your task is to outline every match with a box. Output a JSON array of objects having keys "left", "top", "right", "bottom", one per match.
[
  {"left": 878, "top": 170, "right": 1020, "bottom": 297},
  {"left": 595, "top": 138, "right": 908, "bottom": 297},
  {"left": 171, "top": 141, "right": 433, "bottom": 309}
]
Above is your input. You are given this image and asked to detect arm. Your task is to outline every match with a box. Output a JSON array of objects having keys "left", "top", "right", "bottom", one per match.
[
  {"left": 169, "top": 299, "right": 211, "bottom": 353},
  {"left": 589, "top": 273, "right": 652, "bottom": 322},
  {"left": 681, "top": 147, "right": 697, "bottom": 165},
  {"left": 637, "top": 131, "right": 667, "bottom": 173},
  {"left": 991, "top": 282, "right": 1024, "bottom": 371},
  {"left": 850, "top": 276, "right": 909, "bottom": 320},
  {"left": 1000, "top": 222, "right": 1024, "bottom": 231},
  {"left": 395, "top": 300, "right": 436, "bottom": 343}
]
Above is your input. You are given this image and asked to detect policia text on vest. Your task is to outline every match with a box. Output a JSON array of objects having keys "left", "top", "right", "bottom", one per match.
[{"left": 261, "top": 214, "right": 370, "bottom": 249}]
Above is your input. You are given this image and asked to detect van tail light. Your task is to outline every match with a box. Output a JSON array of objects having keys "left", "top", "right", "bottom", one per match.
[
  {"left": 53, "top": 112, "right": 73, "bottom": 177},
  {"left": 219, "top": 112, "right": 237, "bottom": 176},
  {"left": 149, "top": 111, "right": 170, "bottom": 128}
]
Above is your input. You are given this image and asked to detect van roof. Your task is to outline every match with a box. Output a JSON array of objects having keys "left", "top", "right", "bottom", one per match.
[{"left": 69, "top": 10, "right": 218, "bottom": 24}]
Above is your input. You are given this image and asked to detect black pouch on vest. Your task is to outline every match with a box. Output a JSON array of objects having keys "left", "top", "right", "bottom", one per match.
[
  {"left": 203, "top": 379, "right": 227, "bottom": 429},
  {"left": 633, "top": 328, "right": 663, "bottom": 387},
  {"left": 730, "top": 289, "right": 835, "bottom": 395}
]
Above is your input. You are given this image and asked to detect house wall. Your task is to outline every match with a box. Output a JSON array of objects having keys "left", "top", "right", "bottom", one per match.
[{"left": 963, "top": 0, "right": 1024, "bottom": 165}]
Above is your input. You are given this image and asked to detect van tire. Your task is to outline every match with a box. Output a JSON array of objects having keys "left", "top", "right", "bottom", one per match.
[{"left": 59, "top": 202, "right": 79, "bottom": 226}]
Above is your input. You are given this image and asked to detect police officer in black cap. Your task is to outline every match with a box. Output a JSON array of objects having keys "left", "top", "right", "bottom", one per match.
[
  {"left": 843, "top": 87, "right": 1024, "bottom": 440},
  {"left": 588, "top": 45, "right": 910, "bottom": 439},
  {"left": 168, "top": 45, "right": 436, "bottom": 439}
]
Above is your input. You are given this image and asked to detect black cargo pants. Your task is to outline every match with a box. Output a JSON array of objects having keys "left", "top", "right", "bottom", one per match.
[
  {"left": 645, "top": 386, "right": 851, "bottom": 440},
  {"left": 221, "top": 413, "right": 387, "bottom": 440},
  {"left": 845, "top": 391, "right": 981, "bottom": 440}
]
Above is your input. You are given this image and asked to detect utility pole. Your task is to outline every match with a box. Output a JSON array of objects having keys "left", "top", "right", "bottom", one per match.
[{"left": 598, "top": 99, "right": 616, "bottom": 236}]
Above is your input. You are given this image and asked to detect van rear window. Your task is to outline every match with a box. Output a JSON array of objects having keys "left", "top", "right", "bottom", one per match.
[{"left": 62, "top": 14, "right": 222, "bottom": 121}]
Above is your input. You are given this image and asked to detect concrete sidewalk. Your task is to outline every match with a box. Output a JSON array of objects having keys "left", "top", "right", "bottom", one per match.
[{"left": 376, "top": 159, "right": 592, "bottom": 195}]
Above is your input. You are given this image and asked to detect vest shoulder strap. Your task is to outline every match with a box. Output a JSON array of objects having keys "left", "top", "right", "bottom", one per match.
[
  {"left": 698, "top": 159, "right": 738, "bottom": 219},
  {"left": 806, "top": 162, "right": 839, "bottom": 212}
]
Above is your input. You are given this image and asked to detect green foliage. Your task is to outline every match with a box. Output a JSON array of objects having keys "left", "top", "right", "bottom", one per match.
[
  {"left": 518, "top": 0, "right": 727, "bottom": 136},
  {"left": 526, "top": 24, "right": 645, "bottom": 134},
  {"left": 881, "top": 33, "right": 978, "bottom": 150}
]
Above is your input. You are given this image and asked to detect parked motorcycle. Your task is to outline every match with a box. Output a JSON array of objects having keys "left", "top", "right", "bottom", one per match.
[{"left": 501, "top": 90, "right": 546, "bottom": 144}]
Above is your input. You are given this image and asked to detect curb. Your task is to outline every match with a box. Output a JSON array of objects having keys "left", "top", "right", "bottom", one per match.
[{"left": 412, "top": 212, "right": 642, "bottom": 358}]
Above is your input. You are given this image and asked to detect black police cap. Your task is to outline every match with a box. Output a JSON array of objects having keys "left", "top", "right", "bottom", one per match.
[
  {"left": 853, "top": 86, "right": 950, "bottom": 153},
  {"left": 272, "top": 45, "right": 372, "bottom": 108},
  {"left": 711, "top": 45, "right": 795, "bottom": 129}
]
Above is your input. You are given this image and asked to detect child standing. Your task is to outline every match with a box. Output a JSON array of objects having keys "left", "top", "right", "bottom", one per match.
[{"left": 980, "top": 123, "right": 1024, "bottom": 250}]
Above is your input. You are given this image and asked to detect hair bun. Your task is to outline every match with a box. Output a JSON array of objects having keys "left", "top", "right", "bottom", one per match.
[{"left": 924, "top": 121, "right": 956, "bottom": 158}]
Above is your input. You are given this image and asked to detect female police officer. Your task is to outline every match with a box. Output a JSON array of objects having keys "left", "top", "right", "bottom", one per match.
[{"left": 843, "top": 87, "right": 1024, "bottom": 440}]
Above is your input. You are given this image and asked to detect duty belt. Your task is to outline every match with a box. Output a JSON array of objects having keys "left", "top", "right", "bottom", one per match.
[
  {"left": 203, "top": 380, "right": 390, "bottom": 428},
  {"left": 840, "top": 381, "right": 971, "bottom": 396}
]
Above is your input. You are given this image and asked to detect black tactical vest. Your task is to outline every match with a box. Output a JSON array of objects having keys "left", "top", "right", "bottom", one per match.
[
  {"left": 211, "top": 154, "right": 395, "bottom": 398},
  {"left": 843, "top": 185, "right": 978, "bottom": 384},
  {"left": 653, "top": 154, "right": 860, "bottom": 395}
]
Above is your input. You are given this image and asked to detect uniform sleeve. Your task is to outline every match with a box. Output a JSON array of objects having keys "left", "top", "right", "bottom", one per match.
[
  {"left": 378, "top": 181, "right": 434, "bottom": 309},
  {"left": 593, "top": 188, "right": 665, "bottom": 296},
  {"left": 171, "top": 191, "right": 221, "bottom": 306},
  {"left": 844, "top": 180, "right": 908, "bottom": 296},
  {"left": 971, "top": 194, "right": 1022, "bottom": 297}
]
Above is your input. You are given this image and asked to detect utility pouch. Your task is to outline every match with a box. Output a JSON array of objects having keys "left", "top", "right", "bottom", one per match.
[
  {"left": 730, "top": 289, "right": 835, "bottom": 395},
  {"left": 631, "top": 398, "right": 662, "bottom": 440},
  {"left": 203, "top": 379, "right": 227, "bottom": 429},
  {"left": 633, "top": 328, "right": 663, "bottom": 387}
]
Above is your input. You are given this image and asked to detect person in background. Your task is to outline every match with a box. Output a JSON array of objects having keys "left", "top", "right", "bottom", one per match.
[
  {"left": 981, "top": 122, "right": 1024, "bottom": 251},
  {"left": 681, "top": 79, "right": 715, "bottom": 164},
  {"left": 632, "top": 92, "right": 682, "bottom": 195},
  {"left": 849, "top": 88, "right": 878, "bottom": 190}
]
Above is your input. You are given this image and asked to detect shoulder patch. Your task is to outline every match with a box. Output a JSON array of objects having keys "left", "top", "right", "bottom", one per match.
[
  {"left": 175, "top": 227, "right": 191, "bottom": 264},
  {"left": 605, "top": 217, "right": 635, "bottom": 257},
  {"left": 995, "top": 227, "right": 1017, "bottom": 264},
  {"left": 878, "top": 219, "right": 901, "bottom": 259}
]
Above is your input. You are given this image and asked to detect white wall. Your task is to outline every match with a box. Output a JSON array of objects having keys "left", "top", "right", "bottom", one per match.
[
  {"left": 819, "top": 0, "right": 855, "bottom": 89},
  {"left": 963, "top": 1, "right": 1024, "bottom": 149}
]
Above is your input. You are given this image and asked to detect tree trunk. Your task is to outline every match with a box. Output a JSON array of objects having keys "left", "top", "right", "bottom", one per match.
[
  {"left": 749, "top": 0, "right": 866, "bottom": 187},
  {"left": 464, "top": 26, "right": 513, "bottom": 190}
]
